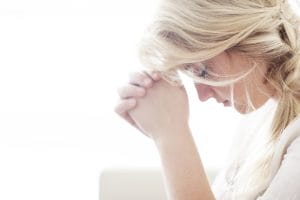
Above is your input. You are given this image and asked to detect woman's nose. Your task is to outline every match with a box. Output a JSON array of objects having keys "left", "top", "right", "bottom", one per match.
[{"left": 194, "top": 83, "right": 214, "bottom": 102}]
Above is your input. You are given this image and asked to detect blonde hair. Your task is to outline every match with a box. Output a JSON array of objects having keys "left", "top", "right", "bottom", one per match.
[{"left": 138, "top": 0, "right": 300, "bottom": 197}]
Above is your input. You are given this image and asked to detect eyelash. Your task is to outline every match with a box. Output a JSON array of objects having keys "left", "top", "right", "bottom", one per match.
[
  {"left": 197, "top": 67, "right": 209, "bottom": 78},
  {"left": 184, "top": 64, "right": 209, "bottom": 79}
]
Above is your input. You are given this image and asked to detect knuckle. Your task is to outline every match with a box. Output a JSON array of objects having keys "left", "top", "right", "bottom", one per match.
[
  {"left": 114, "top": 101, "right": 124, "bottom": 113},
  {"left": 118, "top": 85, "right": 134, "bottom": 98},
  {"left": 129, "top": 71, "right": 147, "bottom": 83},
  {"left": 115, "top": 99, "right": 136, "bottom": 114},
  {"left": 114, "top": 105, "right": 121, "bottom": 114},
  {"left": 117, "top": 86, "right": 124, "bottom": 95}
]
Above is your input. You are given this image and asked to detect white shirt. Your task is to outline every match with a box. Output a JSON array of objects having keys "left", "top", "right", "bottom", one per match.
[{"left": 212, "top": 100, "right": 300, "bottom": 200}]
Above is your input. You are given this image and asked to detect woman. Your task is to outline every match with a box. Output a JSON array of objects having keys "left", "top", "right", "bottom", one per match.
[{"left": 115, "top": 0, "right": 300, "bottom": 199}]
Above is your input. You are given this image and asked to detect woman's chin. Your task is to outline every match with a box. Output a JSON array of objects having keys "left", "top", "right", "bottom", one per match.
[{"left": 233, "top": 103, "right": 254, "bottom": 114}]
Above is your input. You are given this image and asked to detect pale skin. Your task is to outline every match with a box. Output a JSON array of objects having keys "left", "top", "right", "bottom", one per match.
[{"left": 115, "top": 51, "right": 276, "bottom": 200}]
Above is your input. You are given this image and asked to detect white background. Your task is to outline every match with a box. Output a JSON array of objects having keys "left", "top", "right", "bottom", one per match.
[{"left": 0, "top": 0, "right": 242, "bottom": 199}]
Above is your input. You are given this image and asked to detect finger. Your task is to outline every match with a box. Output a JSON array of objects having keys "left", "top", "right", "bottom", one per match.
[
  {"left": 122, "top": 113, "right": 136, "bottom": 126},
  {"left": 114, "top": 99, "right": 142, "bottom": 130},
  {"left": 143, "top": 71, "right": 161, "bottom": 81},
  {"left": 124, "top": 112, "right": 145, "bottom": 134},
  {"left": 128, "top": 71, "right": 155, "bottom": 88},
  {"left": 114, "top": 98, "right": 137, "bottom": 116},
  {"left": 117, "top": 84, "right": 146, "bottom": 99}
]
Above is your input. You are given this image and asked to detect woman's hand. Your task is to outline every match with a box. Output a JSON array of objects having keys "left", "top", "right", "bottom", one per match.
[
  {"left": 128, "top": 79, "right": 190, "bottom": 141},
  {"left": 114, "top": 71, "right": 161, "bottom": 129},
  {"left": 123, "top": 79, "right": 214, "bottom": 200}
]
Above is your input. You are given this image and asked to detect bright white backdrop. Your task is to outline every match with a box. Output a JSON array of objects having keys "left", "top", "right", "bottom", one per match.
[{"left": 0, "top": 0, "right": 241, "bottom": 199}]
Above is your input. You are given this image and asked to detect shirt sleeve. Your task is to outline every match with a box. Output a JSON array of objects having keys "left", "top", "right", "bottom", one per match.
[{"left": 257, "top": 136, "right": 300, "bottom": 200}]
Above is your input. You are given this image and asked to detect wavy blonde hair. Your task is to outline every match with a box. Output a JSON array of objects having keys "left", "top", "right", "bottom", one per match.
[{"left": 138, "top": 0, "right": 300, "bottom": 197}]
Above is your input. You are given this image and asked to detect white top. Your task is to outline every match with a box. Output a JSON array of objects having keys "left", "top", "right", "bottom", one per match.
[{"left": 212, "top": 100, "right": 300, "bottom": 200}]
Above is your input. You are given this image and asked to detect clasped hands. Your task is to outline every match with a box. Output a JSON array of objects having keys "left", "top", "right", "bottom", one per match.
[{"left": 115, "top": 71, "right": 190, "bottom": 142}]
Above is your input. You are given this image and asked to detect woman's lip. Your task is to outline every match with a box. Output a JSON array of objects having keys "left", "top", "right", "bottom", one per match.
[
  {"left": 216, "top": 98, "right": 231, "bottom": 107},
  {"left": 223, "top": 100, "right": 231, "bottom": 107}
]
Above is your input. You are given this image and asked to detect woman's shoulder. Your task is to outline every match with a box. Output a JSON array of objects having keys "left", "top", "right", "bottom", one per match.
[
  {"left": 277, "top": 115, "right": 300, "bottom": 149},
  {"left": 270, "top": 115, "right": 300, "bottom": 173},
  {"left": 258, "top": 116, "right": 300, "bottom": 200}
]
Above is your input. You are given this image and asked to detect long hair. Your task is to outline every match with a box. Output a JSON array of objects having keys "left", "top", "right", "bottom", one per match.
[{"left": 138, "top": 0, "right": 300, "bottom": 197}]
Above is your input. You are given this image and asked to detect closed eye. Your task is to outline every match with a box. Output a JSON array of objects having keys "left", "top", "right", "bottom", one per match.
[
  {"left": 197, "top": 67, "right": 209, "bottom": 78},
  {"left": 184, "top": 63, "right": 210, "bottom": 79}
]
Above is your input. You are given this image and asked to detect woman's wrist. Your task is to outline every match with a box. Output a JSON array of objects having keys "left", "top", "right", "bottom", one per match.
[
  {"left": 152, "top": 123, "right": 192, "bottom": 147},
  {"left": 152, "top": 124, "right": 215, "bottom": 200}
]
